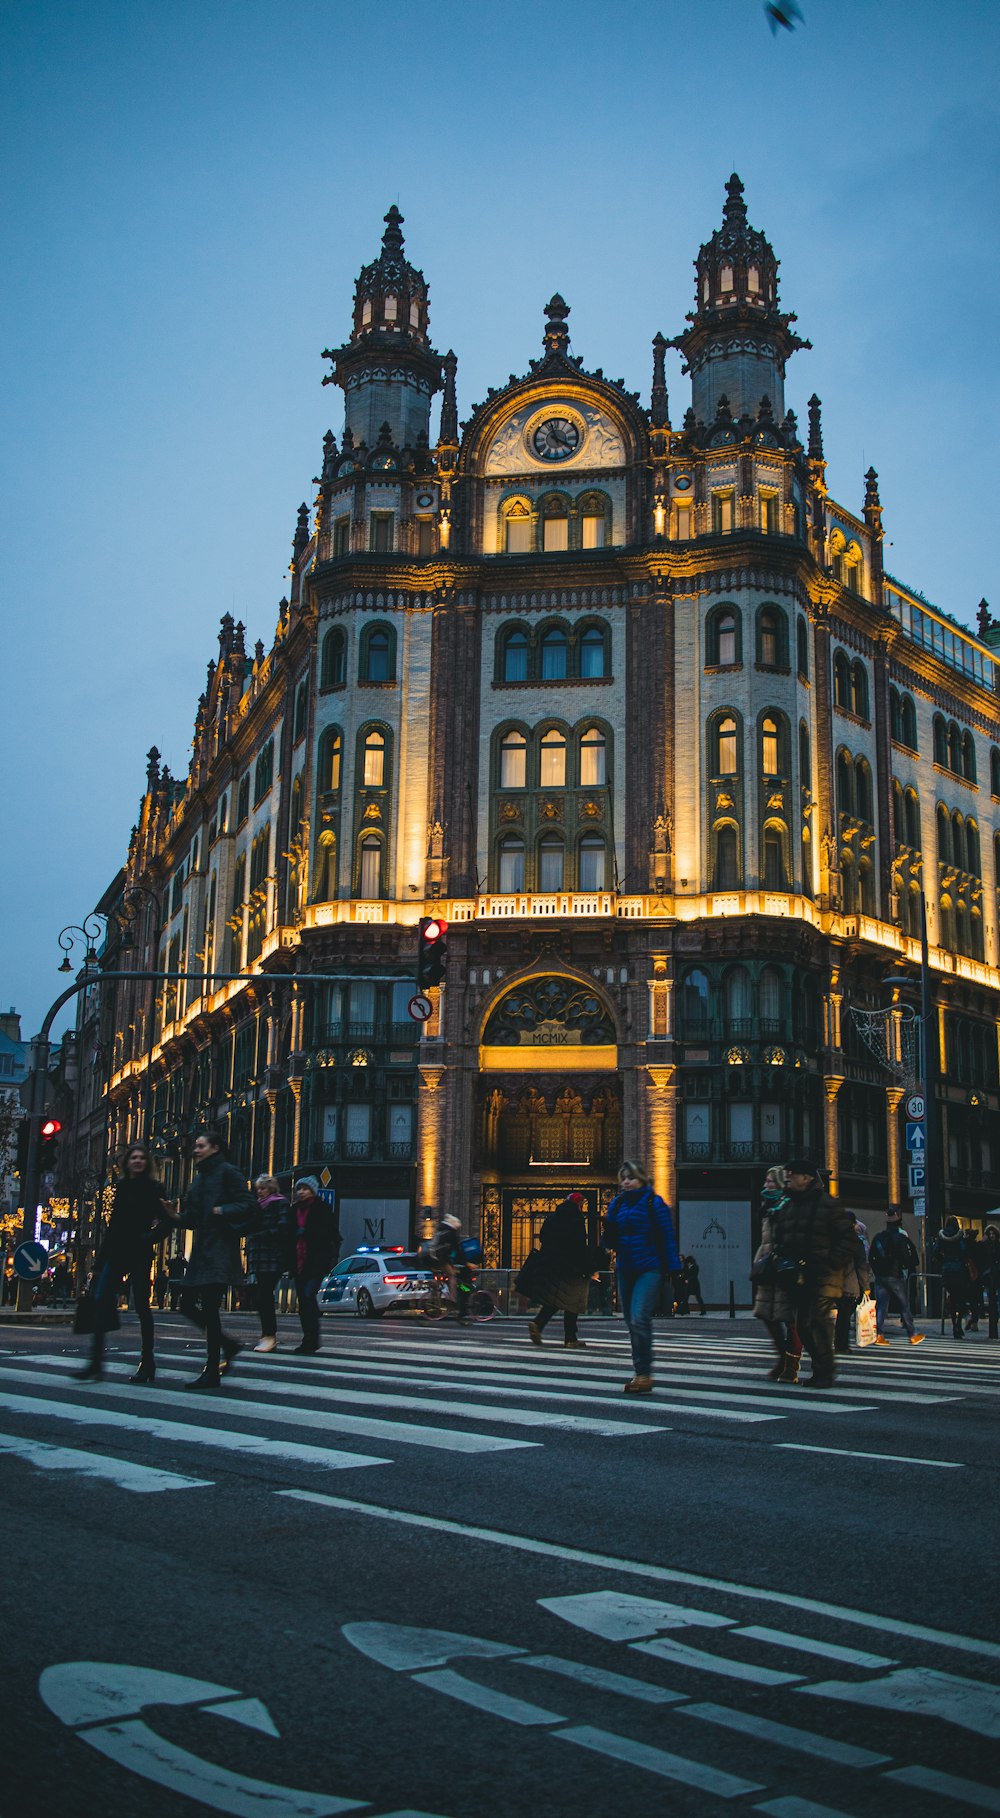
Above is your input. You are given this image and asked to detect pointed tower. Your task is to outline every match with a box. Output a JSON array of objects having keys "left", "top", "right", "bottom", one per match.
[
  {"left": 669, "top": 174, "right": 810, "bottom": 423},
  {"left": 322, "top": 205, "right": 443, "bottom": 448}
]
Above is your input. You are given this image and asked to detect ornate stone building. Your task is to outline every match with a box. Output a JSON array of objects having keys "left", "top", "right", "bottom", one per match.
[{"left": 98, "top": 179, "right": 1000, "bottom": 1284}]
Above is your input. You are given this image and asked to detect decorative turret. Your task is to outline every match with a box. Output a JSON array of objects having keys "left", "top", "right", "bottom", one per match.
[
  {"left": 322, "top": 205, "right": 443, "bottom": 448},
  {"left": 650, "top": 333, "right": 670, "bottom": 431},
  {"left": 669, "top": 174, "right": 810, "bottom": 423},
  {"left": 863, "top": 466, "right": 884, "bottom": 605},
  {"left": 807, "top": 394, "right": 824, "bottom": 461}
]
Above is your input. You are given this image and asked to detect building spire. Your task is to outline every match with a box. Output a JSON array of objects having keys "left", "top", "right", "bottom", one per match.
[
  {"left": 321, "top": 206, "right": 443, "bottom": 447},
  {"left": 439, "top": 350, "right": 458, "bottom": 446},
  {"left": 543, "top": 294, "right": 571, "bottom": 357},
  {"left": 807, "top": 394, "right": 824, "bottom": 460},
  {"left": 650, "top": 332, "right": 670, "bottom": 429}
]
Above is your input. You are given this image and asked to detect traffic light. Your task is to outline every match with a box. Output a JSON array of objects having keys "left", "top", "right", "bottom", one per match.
[
  {"left": 417, "top": 916, "right": 448, "bottom": 989},
  {"left": 39, "top": 1118, "right": 62, "bottom": 1191}
]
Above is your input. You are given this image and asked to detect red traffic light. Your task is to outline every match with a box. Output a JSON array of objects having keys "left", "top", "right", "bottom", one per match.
[
  {"left": 41, "top": 1118, "right": 62, "bottom": 1139},
  {"left": 423, "top": 918, "right": 448, "bottom": 943}
]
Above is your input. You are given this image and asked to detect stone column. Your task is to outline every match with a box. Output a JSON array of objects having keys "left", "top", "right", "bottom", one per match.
[
  {"left": 417, "top": 1063, "right": 446, "bottom": 1225},
  {"left": 885, "top": 1085, "right": 905, "bottom": 1210},
  {"left": 645, "top": 1065, "right": 677, "bottom": 1210},
  {"left": 823, "top": 1077, "right": 844, "bottom": 1198}
]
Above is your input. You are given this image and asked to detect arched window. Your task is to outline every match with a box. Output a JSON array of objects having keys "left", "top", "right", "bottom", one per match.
[
  {"left": 991, "top": 749, "right": 1000, "bottom": 798},
  {"left": 362, "top": 730, "right": 385, "bottom": 788},
  {"left": 720, "top": 263, "right": 734, "bottom": 292},
  {"left": 851, "top": 661, "right": 869, "bottom": 719},
  {"left": 844, "top": 544, "right": 864, "bottom": 596},
  {"left": 856, "top": 759, "right": 873, "bottom": 824},
  {"left": 541, "top": 500, "right": 569, "bottom": 553},
  {"left": 798, "top": 721, "right": 811, "bottom": 788},
  {"left": 578, "top": 835, "right": 606, "bottom": 891},
  {"left": 833, "top": 651, "right": 851, "bottom": 709},
  {"left": 318, "top": 727, "right": 342, "bottom": 794},
  {"left": 708, "top": 605, "right": 741, "bottom": 667},
  {"left": 757, "top": 606, "right": 787, "bottom": 668},
  {"left": 836, "top": 750, "right": 854, "bottom": 816},
  {"left": 763, "top": 824, "right": 788, "bottom": 890},
  {"left": 933, "top": 716, "right": 948, "bottom": 767},
  {"left": 859, "top": 857, "right": 875, "bottom": 915},
  {"left": 761, "top": 715, "right": 781, "bottom": 777},
  {"left": 500, "top": 627, "right": 529, "bottom": 682},
  {"left": 962, "top": 730, "right": 977, "bottom": 783},
  {"left": 680, "top": 969, "right": 711, "bottom": 1036},
  {"left": 905, "top": 789, "right": 921, "bottom": 850},
  {"left": 713, "top": 714, "right": 739, "bottom": 776},
  {"left": 579, "top": 726, "right": 607, "bottom": 787},
  {"left": 939, "top": 893, "right": 955, "bottom": 953},
  {"left": 360, "top": 623, "right": 395, "bottom": 684},
  {"left": 499, "top": 729, "right": 527, "bottom": 789},
  {"left": 540, "top": 625, "right": 568, "bottom": 679},
  {"left": 936, "top": 804, "right": 951, "bottom": 866},
  {"left": 253, "top": 740, "right": 274, "bottom": 804},
  {"left": 948, "top": 723, "right": 961, "bottom": 775},
  {"left": 539, "top": 728, "right": 567, "bottom": 788},
  {"left": 579, "top": 623, "right": 609, "bottom": 678},
  {"left": 796, "top": 615, "right": 809, "bottom": 678},
  {"left": 503, "top": 499, "right": 532, "bottom": 554},
  {"left": 724, "top": 966, "right": 751, "bottom": 1030},
  {"left": 538, "top": 835, "right": 564, "bottom": 892},
  {"left": 759, "top": 967, "right": 783, "bottom": 1032},
  {"left": 890, "top": 687, "right": 902, "bottom": 743},
  {"left": 359, "top": 835, "right": 382, "bottom": 899},
  {"left": 712, "top": 824, "right": 739, "bottom": 889},
  {"left": 901, "top": 694, "right": 918, "bottom": 750},
  {"left": 967, "top": 819, "right": 981, "bottom": 877},
  {"left": 498, "top": 836, "right": 524, "bottom": 894},
  {"left": 952, "top": 811, "right": 964, "bottom": 868},
  {"left": 293, "top": 678, "right": 308, "bottom": 742},
  {"left": 321, "top": 627, "right": 346, "bottom": 689},
  {"left": 579, "top": 493, "right": 611, "bottom": 550}
]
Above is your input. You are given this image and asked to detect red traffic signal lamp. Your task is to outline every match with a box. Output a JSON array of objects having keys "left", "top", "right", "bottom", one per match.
[
  {"left": 417, "top": 916, "right": 448, "bottom": 990},
  {"left": 41, "top": 1118, "right": 62, "bottom": 1140}
]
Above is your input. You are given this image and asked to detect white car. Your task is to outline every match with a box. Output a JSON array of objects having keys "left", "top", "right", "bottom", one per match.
[{"left": 317, "top": 1247, "right": 439, "bottom": 1319}]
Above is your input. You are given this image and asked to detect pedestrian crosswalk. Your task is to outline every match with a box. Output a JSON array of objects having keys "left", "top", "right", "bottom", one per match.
[{"left": 0, "top": 1319, "right": 995, "bottom": 1498}]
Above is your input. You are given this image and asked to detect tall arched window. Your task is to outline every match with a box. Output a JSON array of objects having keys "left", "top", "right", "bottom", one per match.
[
  {"left": 952, "top": 811, "right": 965, "bottom": 869},
  {"left": 962, "top": 731, "right": 977, "bottom": 782},
  {"left": 359, "top": 835, "right": 382, "bottom": 899},
  {"left": 966, "top": 819, "right": 981, "bottom": 877},
  {"left": 761, "top": 716, "right": 781, "bottom": 777},
  {"left": 763, "top": 824, "right": 788, "bottom": 889},
  {"left": 580, "top": 624, "right": 609, "bottom": 677},
  {"left": 321, "top": 627, "right": 346, "bottom": 689},
  {"left": 362, "top": 730, "right": 385, "bottom": 788},
  {"left": 578, "top": 836, "right": 606, "bottom": 891},
  {"left": 933, "top": 715, "right": 948, "bottom": 766},
  {"left": 680, "top": 970, "right": 710, "bottom": 1037},
  {"left": 714, "top": 715, "right": 739, "bottom": 776},
  {"left": 901, "top": 694, "right": 918, "bottom": 749},
  {"left": 836, "top": 751, "right": 854, "bottom": 817},
  {"left": 712, "top": 824, "right": 739, "bottom": 889},
  {"left": 500, "top": 729, "right": 527, "bottom": 789},
  {"left": 948, "top": 723, "right": 961, "bottom": 774},
  {"left": 541, "top": 501, "right": 569, "bottom": 553},
  {"left": 797, "top": 615, "right": 809, "bottom": 678},
  {"left": 501, "top": 627, "right": 529, "bottom": 682},
  {"left": 759, "top": 966, "right": 783, "bottom": 1029},
  {"left": 540, "top": 625, "right": 568, "bottom": 679},
  {"left": 856, "top": 759, "right": 873, "bottom": 824},
  {"left": 539, "top": 728, "right": 567, "bottom": 788},
  {"left": 799, "top": 721, "right": 811, "bottom": 787},
  {"left": 538, "top": 835, "right": 564, "bottom": 892},
  {"left": 904, "top": 789, "right": 921, "bottom": 849},
  {"left": 708, "top": 606, "right": 740, "bottom": 667},
  {"left": 360, "top": 624, "right": 394, "bottom": 684},
  {"left": 498, "top": 836, "right": 524, "bottom": 893},
  {"left": 936, "top": 804, "right": 951, "bottom": 865},
  {"left": 579, "top": 726, "right": 607, "bottom": 786},
  {"left": 724, "top": 966, "right": 751, "bottom": 1030},
  {"left": 833, "top": 651, "right": 851, "bottom": 709},
  {"left": 991, "top": 748, "right": 1000, "bottom": 797},
  {"left": 318, "top": 727, "right": 342, "bottom": 793},
  {"left": 757, "top": 606, "right": 787, "bottom": 668},
  {"left": 503, "top": 500, "right": 532, "bottom": 553},
  {"left": 851, "top": 661, "right": 869, "bottom": 719}
]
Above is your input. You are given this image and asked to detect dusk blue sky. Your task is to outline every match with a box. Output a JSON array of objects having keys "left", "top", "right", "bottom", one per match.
[{"left": 2, "top": 0, "right": 998, "bottom": 1038}]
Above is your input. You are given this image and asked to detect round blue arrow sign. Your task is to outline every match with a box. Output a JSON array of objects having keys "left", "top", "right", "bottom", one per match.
[{"left": 13, "top": 1241, "right": 49, "bottom": 1280}]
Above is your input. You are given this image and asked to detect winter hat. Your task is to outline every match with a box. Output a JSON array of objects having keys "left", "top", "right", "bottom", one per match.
[
  {"left": 568, "top": 1193, "right": 584, "bottom": 1207},
  {"left": 296, "top": 1176, "right": 321, "bottom": 1195},
  {"left": 786, "top": 1158, "right": 818, "bottom": 1179},
  {"left": 443, "top": 1214, "right": 461, "bottom": 1229}
]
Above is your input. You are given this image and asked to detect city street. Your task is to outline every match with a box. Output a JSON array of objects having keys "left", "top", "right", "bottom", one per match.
[{"left": 0, "top": 1311, "right": 998, "bottom": 1818}]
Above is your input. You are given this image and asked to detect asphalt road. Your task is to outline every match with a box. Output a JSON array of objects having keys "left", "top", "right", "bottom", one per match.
[{"left": 0, "top": 1308, "right": 997, "bottom": 1818}]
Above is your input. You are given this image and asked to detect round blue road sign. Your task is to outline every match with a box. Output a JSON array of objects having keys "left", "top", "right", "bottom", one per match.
[{"left": 13, "top": 1241, "right": 49, "bottom": 1280}]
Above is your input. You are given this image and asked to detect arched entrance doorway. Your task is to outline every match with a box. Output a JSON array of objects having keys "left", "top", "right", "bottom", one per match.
[{"left": 477, "top": 974, "right": 620, "bottom": 1269}]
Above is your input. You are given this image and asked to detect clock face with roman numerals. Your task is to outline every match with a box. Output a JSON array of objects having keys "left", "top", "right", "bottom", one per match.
[{"left": 532, "top": 417, "right": 581, "bottom": 461}]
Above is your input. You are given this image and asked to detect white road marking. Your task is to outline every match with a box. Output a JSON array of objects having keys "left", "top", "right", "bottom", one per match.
[
  {"left": 632, "top": 1635, "right": 802, "bottom": 1686},
  {"left": 802, "top": 1665, "right": 1000, "bottom": 1738},
  {"left": 776, "top": 1443, "right": 962, "bottom": 1468},
  {"left": 539, "top": 1589, "right": 731, "bottom": 1639},
  {"left": 0, "top": 1390, "right": 390, "bottom": 1473},
  {"left": 517, "top": 1654, "right": 685, "bottom": 1705},
  {"left": 411, "top": 1667, "right": 559, "bottom": 1726},
  {"left": 682, "top": 1700, "right": 890, "bottom": 1767},
  {"left": 0, "top": 1368, "right": 530, "bottom": 1455},
  {"left": 883, "top": 1764, "right": 1000, "bottom": 1811},
  {"left": 0, "top": 1429, "right": 212, "bottom": 1493},
  {"left": 733, "top": 1626, "right": 895, "bottom": 1669},
  {"left": 754, "top": 1799, "right": 858, "bottom": 1818},
  {"left": 554, "top": 1723, "right": 763, "bottom": 1798},
  {"left": 342, "top": 1624, "right": 520, "bottom": 1674},
  {"left": 279, "top": 1491, "right": 1000, "bottom": 1664}
]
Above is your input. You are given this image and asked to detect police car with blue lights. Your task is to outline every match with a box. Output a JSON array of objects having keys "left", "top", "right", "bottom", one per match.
[{"left": 317, "top": 1247, "right": 440, "bottom": 1319}]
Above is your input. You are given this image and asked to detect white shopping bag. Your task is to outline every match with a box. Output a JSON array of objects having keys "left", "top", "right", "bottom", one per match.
[{"left": 855, "top": 1293, "right": 877, "bottom": 1348}]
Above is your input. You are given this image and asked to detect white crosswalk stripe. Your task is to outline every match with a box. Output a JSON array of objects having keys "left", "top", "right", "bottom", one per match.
[{"left": 0, "top": 1319, "right": 989, "bottom": 1498}]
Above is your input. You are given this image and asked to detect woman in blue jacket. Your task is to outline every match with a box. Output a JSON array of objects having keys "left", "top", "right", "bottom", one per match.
[{"left": 603, "top": 1161, "right": 681, "bottom": 1393}]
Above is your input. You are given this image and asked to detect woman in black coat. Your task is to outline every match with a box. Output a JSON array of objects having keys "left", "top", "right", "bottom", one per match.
[
  {"left": 248, "top": 1174, "right": 290, "bottom": 1352},
  {"left": 528, "top": 1194, "right": 597, "bottom": 1350},
  {"left": 177, "top": 1127, "right": 254, "bottom": 1388},
  {"left": 74, "top": 1143, "right": 173, "bottom": 1383}
]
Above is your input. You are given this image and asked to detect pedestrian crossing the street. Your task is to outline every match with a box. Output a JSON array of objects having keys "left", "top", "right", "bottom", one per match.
[{"left": 0, "top": 1319, "right": 995, "bottom": 1500}]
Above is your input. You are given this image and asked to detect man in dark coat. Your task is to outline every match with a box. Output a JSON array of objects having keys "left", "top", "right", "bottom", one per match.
[
  {"left": 868, "top": 1207, "right": 923, "bottom": 1346},
  {"left": 529, "top": 1194, "right": 596, "bottom": 1349},
  {"left": 177, "top": 1128, "right": 253, "bottom": 1389},
  {"left": 291, "top": 1177, "right": 340, "bottom": 1354},
  {"left": 770, "top": 1159, "right": 857, "bottom": 1386}
]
